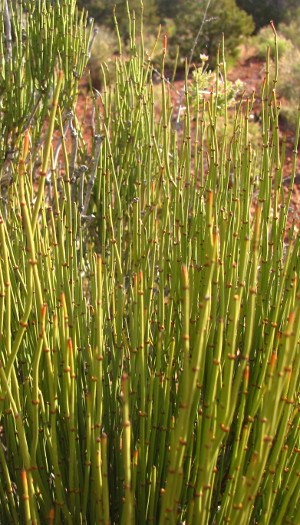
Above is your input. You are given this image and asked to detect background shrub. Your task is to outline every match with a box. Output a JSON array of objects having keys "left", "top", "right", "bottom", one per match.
[
  {"left": 171, "top": 0, "right": 254, "bottom": 67},
  {"left": 88, "top": 25, "right": 119, "bottom": 89},
  {"left": 79, "top": 0, "right": 254, "bottom": 70},
  {"left": 278, "top": 8, "right": 300, "bottom": 50},
  {"left": 252, "top": 26, "right": 293, "bottom": 59},
  {"left": 251, "top": 11, "right": 300, "bottom": 130},
  {"left": 78, "top": 0, "right": 159, "bottom": 35},
  {"left": 236, "top": 0, "right": 299, "bottom": 30},
  {"left": 277, "top": 47, "right": 300, "bottom": 128}
]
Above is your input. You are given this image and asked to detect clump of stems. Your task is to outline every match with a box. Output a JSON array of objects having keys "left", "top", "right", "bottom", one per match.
[{"left": 0, "top": 3, "right": 299, "bottom": 524}]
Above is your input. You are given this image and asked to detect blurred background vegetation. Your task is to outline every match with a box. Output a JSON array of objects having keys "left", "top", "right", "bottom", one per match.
[{"left": 78, "top": 0, "right": 300, "bottom": 128}]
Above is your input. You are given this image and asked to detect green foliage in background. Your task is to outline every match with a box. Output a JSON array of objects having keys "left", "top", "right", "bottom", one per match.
[
  {"left": 172, "top": 0, "right": 254, "bottom": 66},
  {"left": 77, "top": 0, "right": 159, "bottom": 35},
  {"left": 0, "top": 2, "right": 300, "bottom": 524},
  {"left": 253, "top": 25, "right": 293, "bottom": 59},
  {"left": 252, "top": 9, "right": 300, "bottom": 129},
  {"left": 277, "top": 47, "right": 300, "bottom": 128},
  {"left": 88, "top": 24, "right": 119, "bottom": 89},
  {"left": 236, "top": 0, "right": 299, "bottom": 30},
  {"left": 78, "top": 0, "right": 255, "bottom": 68},
  {"left": 275, "top": 9, "right": 300, "bottom": 129},
  {"left": 278, "top": 7, "right": 300, "bottom": 49}
]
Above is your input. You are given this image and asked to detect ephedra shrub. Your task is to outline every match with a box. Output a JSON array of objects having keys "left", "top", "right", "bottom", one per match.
[{"left": 0, "top": 2, "right": 299, "bottom": 524}]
